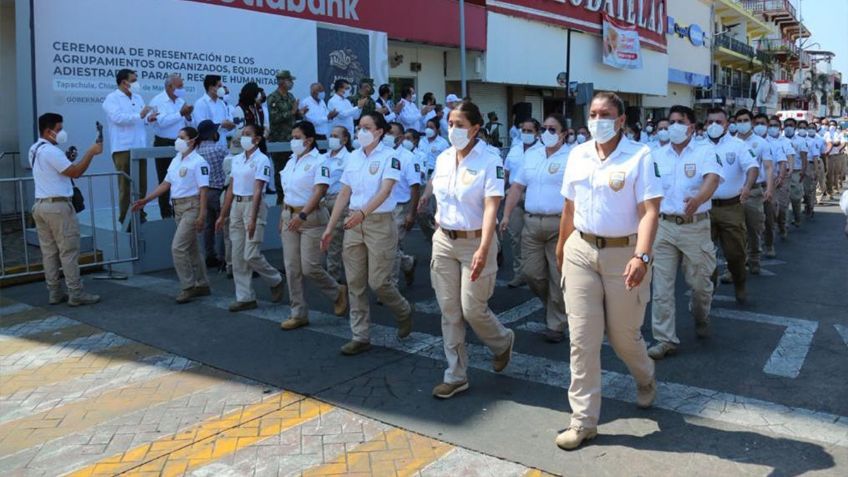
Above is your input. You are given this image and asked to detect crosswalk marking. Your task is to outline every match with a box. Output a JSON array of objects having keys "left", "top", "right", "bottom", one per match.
[
  {"left": 711, "top": 308, "right": 818, "bottom": 379},
  {"left": 835, "top": 324, "right": 848, "bottom": 348},
  {"left": 113, "top": 275, "right": 848, "bottom": 448}
]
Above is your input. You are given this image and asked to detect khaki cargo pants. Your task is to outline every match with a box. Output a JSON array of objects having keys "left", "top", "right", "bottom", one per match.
[
  {"left": 743, "top": 187, "right": 765, "bottom": 267},
  {"left": 562, "top": 232, "right": 654, "bottom": 429},
  {"left": 710, "top": 202, "right": 748, "bottom": 286},
  {"left": 172, "top": 197, "right": 209, "bottom": 291},
  {"left": 392, "top": 201, "right": 416, "bottom": 286},
  {"left": 343, "top": 212, "right": 411, "bottom": 343},
  {"left": 651, "top": 217, "right": 715, "bottom": 345},
  {"left": 521, "top": 214, "right": 566, "bottom": 333},
  {"left": 229, "top": 198, "right": 282, "bottom": 303},
  {"left": 431, "top": 228, "right": 512, "bottom": 385},
  {"left": 324, "top": 195, "right": 345, "bottom": 282},
  {"left": 32, "top": 199, "right": 82, "bottom": 294}
]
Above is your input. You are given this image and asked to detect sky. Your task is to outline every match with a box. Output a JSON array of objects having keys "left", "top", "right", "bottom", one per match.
[{"left": 795, "top": 0, "right": 848, "bottom": 79}]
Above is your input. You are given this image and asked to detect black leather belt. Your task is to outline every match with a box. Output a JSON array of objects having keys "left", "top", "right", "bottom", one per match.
[
  {"left": 711, "top": 195, "right": 740, "bottom": 207},
  {"left": 441, "top": 228, "right": 483, "bottom": 240}
]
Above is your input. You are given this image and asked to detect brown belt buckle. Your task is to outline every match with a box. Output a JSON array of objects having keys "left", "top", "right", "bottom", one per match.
[
  {"left": 675, "top": 216, "right": 686, "bottom": 225},
  {"left": 594, "top": 236, "right": 607, "bottom": 248},
  {"left": 447, "top": 229, "right": 458, "bottom": 240}
]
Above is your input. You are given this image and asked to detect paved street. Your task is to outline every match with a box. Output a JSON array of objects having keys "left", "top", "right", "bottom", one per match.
[{"left": 2, "top": 197, "right": 848, "bottom": 476}]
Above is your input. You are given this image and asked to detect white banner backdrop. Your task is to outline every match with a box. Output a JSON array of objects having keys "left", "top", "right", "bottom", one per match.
[{"left": 31, "top": 0, "right": 387, "bottom": 209}]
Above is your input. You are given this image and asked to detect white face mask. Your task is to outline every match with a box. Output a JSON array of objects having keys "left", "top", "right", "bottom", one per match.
[
  {"left": 808, "top": 129, "right": 817, "bottom": 136},
  {"left": 798, "top": 129, "right": 808, "bottom": 137},
  {"left": 54, "top": 129, "right": 68, "bottom": 145},
  {"left": 402, "top": 140, "right": 415, "bottom": 151},
  {"left": 668, "top": 123, "right": 690, "bottom": 145},
  {"left": 784, "top": 126, "right": 795, "bottom": 137},
  {"left": 352, "top": 139, "right": 361, "bottom": 149},
  {"left": 240, "top": 136, "right": 255, "bottom": 152},
  {"left": 566, "top": 134, "right": 575, "bottom": 144},
  {"left": 736, "top": 122, "right": 752, "bottom": 135},
  {"left": 291, "top": 139, "right": 306, "bottom": 156},
  {"left": 657, "top": 129, "right": 670, "bottom": 143},
  {"left": 754, "top": 124, "right": 768, "bottom": 137},
  {"left": 448, "top": 127, "right": 471, "bottom": 150},
  {"left": 382, "top": 134, "right": 396, "bottom": 148},
  {"left": 728, "top": 123, "right": 738, "bottom": 134},
  {"left": 411, "top": 93, "right": 418, "bottom": 103},
  {"left": 130, "top": 81, "right": 141, "bottom": 94},
  {"left": 706, "top": 123, "right": 725, "bottom": 139},
  {"left": 328, "top": 137, "right": 343, "bottom": 151},
  {"left": 173, "top": 88, "right": 186, "bottom": 99},
  {"left": 255, "top": 93, "right": 263, "bottom": 103},
  {"left": 357, "top": 129, "right": 375, "bottom": 148},
  {"left": 174, "top": 138, "right": 190, "bottom": 153},
  {"left": 343, "top": 88, "right": 352, "bottom": 99},
  {"left": 625, "top": 133, "right": 635, "bottom": 140},
  {"left": 541, "top": 130, "right": 560, "bottom": 148},
  {"left": 767, "top": 126, "right": 780, "bottom": 138},
  {"left": 587, "top": 119, "right": 617, "bottom": 144},
  {"left": 425, "top": 128, "right": 436, "bottom": 138},
  {"left": 576, "top": 133, "right": 587, "bottom": 144},
  {"left": 521, "top": 133, "right": 536, "bottom": 145},
  {"left": 317, "top": 91, "right": 326, "bottom": 101},
  {"left": 646, "top": 125, "right": 654, "bottom": 133}
]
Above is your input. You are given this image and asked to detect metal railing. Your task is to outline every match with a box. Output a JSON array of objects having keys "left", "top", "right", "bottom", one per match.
[
  {"left": 0, "top": 171, "right": 139, "bottom": 281},
  {"left": 754, "top": 38, "right": 799, "bottom": 56},
  {"left": 0, "top": 152, "right": 22, "bottom": 219},
  {"left": 743, "top": 0, "right": 796, "bottom": 19},
  {"left": 714, "top": 35, "right": 756, "bottom": 59}
]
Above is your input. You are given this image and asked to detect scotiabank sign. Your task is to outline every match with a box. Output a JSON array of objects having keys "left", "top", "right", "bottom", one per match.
[
  {"left": 487, "top": 0, "right": 667, "bottom": 52},
  {"left": 192, "top": 0, "right": 487, "bottom": 50}
]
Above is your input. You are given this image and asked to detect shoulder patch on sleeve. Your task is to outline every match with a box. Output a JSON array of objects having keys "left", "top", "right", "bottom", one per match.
[
  {"left": 496, "top": 165, "right": 505, "bottom": 179},
  {"left": 653, "top": 162, "right": 661, "bottom": 178},
  {"left": 749, "top": 149, "right": 756, "bottom": 158},
  {"left": 263, "top": 165, "right": 271, "bottom": 176},
  {"left": 321, "top": 166, "right": 330, "bottom": 178},
  {"left": 414, "top": 163, "right": 421, "bottom": 173},
  {"left": 391, "top": 158, "right": 401, "bottom": 170},
  {"left": 715, "top": 153, "right": 723, "bottom": 167},
  {"left": 201, "top": 166, "right": 209, "bottom": 175}
]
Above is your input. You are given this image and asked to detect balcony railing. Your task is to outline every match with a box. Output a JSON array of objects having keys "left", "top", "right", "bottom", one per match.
[
  {"left": 754, "top": 38, "right": 799, "bottom": 56},
  {"left": 743, "top": 0, "right": 796, "bottom": 19},
  {"left": 695, "top": 84, "right": 749, "bottom": 101},
  {"left": 774, "top": 81, "right": 800, "bottom": 97},
  {"left": 714, "top": 35, "right": 755, "bottom": 59}
]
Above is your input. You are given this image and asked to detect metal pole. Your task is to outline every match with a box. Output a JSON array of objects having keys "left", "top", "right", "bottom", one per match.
[
  {"left": 565, "top": 29, "right": 572, "bottom": 117},
  {"left": 710, "top": 4, "right": 717, "bottom": 107},
  {"left": 459, "top": 0, "right": 467, "bottom": 98}
]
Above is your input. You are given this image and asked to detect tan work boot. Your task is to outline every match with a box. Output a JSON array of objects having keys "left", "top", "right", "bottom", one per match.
[
  {"left": 68, "top": 292, "right": 100, "bottom": 307},
  {"left": 695, "top": 319, "right": 711, "bottom": 339},
  {"left": 403, "top": 257, "right": 417, "bottom": 287},
  {"left": 280, "top": 317, "right": 308, "bottom": 330},
  {"left": 555, "top": 426, "right": 598, "bottom": 451},
  {"left": 192, "top": 285, "right": 211, "bottom": 297},
  {"left": 719, "top": 270, "right": 733, "bottom": 284},
  {"left": 270, "top": 280, "right": 286, "bottom": 303},
  {"left": 544, "top": 328, "right": 565, "bottom": 343},
  {"left": 432, "top": 381, "right": 469, "bottom": 399},
  {"left": 340, "top": 340, "right": 371, "bottom": 356},
  {"left": 396, "top": 303, "right": 414, "bottom": 339},
  {"left": 648, "top": 341, "right": 677, "bottom": 360},
  {"left": 175, "top": 289, "right": 194, "bottom": 304},
  {"left": 48, "top": 289, "right": 68, "bottom": 305},
  {"left": 334, "top": 285, "right": 348, "bottom": 317},
  {"left": 492, "top": 329, "right": 515, "bottom": 372},
  {"left": 764, "top": 246, "right": 776, "bottom": 258},
  {"left": 637, "top": 378, "right": 657, "bottom": 409},
  {"left": 228, "top": 300, "right": 258, "bottom": 312}
]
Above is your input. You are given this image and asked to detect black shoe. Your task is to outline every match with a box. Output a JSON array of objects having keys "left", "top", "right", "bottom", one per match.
[{"left": 206, "top": 256, "right": 221, "bottom": 268}]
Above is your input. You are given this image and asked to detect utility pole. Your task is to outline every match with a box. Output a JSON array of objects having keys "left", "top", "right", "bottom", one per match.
[{"left": 459, "top": 0, "right": 467, "bottom": 98}]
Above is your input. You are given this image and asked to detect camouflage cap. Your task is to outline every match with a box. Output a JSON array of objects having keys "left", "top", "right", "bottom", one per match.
[{"left": 276, "top": 70, "right": 296, "bottom": 81}]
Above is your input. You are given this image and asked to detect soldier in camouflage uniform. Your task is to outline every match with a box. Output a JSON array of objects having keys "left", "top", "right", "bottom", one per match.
[
  {"left": 267, "top": 70, "right": 305, "bottom": 204},
  {"left": 349, "top": 78, "right": 376, "bottom": 123}
]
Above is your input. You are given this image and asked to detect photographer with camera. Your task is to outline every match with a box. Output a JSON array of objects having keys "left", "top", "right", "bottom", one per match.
[{"left": 30, "top": 113, "right": 103, "bottom": 307}]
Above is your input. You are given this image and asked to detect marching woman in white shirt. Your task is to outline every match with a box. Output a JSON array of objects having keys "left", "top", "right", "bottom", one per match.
[
  {"left": 215, "top": 124, "right": 285, "bottom": 312},
  {"left": 500, "top": 113, "right": 570, "bottom": 343},
  {"left": 418, "top": 101, "right": 514, "bottom": 399},
  {"left": 278, "top": 121, "right": 348, "bottom": 330},
  {"left": 320, "top": 112, "right": 414, "bottom": 356},
  {"left": 133, "top": 127, "right": 211, "bottom": 304},
  {"left": 323, "top": 126, "right": 353, "bottom": 283}
]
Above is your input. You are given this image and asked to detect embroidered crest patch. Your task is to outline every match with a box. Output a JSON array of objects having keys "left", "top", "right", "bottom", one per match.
[
  {"left": 263, "top": 166, "right": 271, "bottom": 176},
  {"left": 496, "top": 166, "right": 505, "bottom": 179},
  {"left": 200, "top": 166, "right": 209, "bottom": 176},
  {"left": 609, "top": 171, "right": 626, "bottom": 192},
  {"left": 179, "top": 167, "right": 187, "bottom": 178},
  {"left": 684, "top": 163, "right": 696, "bottom": 178},
  {"left": 369, "top": 161, "right": 380, "bottom": 175},
  {"left": 653, "top": 162, "right": 661, "bottom": 178},
  {"left": 321, "top": 166, "right": 330, "bottom": 178},
  {"left": 548, "top": 162, "right": 561, "bottom": 174},
  {"left": 726, "top": 152, "right": 736, "bottom": 165},
  {"left": 391, "top": 158, "right": 401, "bottom": 170}
]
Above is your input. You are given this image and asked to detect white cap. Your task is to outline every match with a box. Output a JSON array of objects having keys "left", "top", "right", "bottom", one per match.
[{"left": 445, "top": 94, "right": 460, "bottom": 104}]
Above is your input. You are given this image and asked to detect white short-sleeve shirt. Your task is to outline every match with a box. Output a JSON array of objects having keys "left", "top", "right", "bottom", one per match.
[
  {"left": 279, "top": 148, "right": 331, "bottom": 207},
  {"left": 340, "top": 142, "right": 402, "bottom": 213},
  {"left": 740, "top": 133, "right": 773, "bottom": 184},
  {"left": 712, "top": 134, "right": 759, "bottom": 199},
  {"left": 654, "top": 142, "right": 724, "bottom": 216},
  {"left": 29, "top": 139, "right": 73, "bottom": 199},
  {"left": 391, "top": 147, "right": 422, "bottom": 204},
  {"left": 514, "top": 144, "right": 569, "bottom": 215},
  {"left": 787, "top": 134, "right": 809, "bottom": 170},
  {"left": 765, "top": 135, "right": 788, "bottom": 178},
  {"left": 560, "top": 138, "right": 663, "bottom": 237},
  {"left": 432, "top": 140, "right": 505, "bottom": 231},
  {"left": 230, "top": 150, "right": 273, "bottom": 197},
  {"left": 504, "top": 141, "right": 543, "bottom": 181},
  {"left": 165, "top": 150, "right": 209, "bottom": 199},
  {"left": 323, "top": 147, "right": 349, "bottom": 196},
  {"left": 805, "top": 135, "right": 822, "bottom": 159}
]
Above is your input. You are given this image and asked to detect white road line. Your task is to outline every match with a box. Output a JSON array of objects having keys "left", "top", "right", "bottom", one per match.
[
  {"left": 685, "top": 290, "right": 735, "bottom": 303},
  {"left": 711, "top": 308, "right": 818, "bottom": 379},
  {"left": 515, "top": 321, "right": 610, "bottom": 346},
  {"left": 835, "top": 324, "right": 848, "bottom": 348},
  {"left": 113, "top": 275, "right": 848, "bottom": 448},
  {"left": 497, "top": 298, "right": 543, "bottom": 324},
  {"left": 0, "top": 315, "right": 79, "bottom": 338},
  {"left": 0, "top": 302, "right": 33, "bottom": 316}
]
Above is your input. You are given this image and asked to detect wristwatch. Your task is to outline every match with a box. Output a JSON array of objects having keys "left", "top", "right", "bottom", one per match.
[
  {"left": 635, "top": 253, "right": 651, "bottom": 265},
  {"left": 298, "top": 211, "right": 308, "bottom": 221}
]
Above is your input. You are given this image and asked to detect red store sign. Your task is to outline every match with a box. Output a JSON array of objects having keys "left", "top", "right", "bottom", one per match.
[
  {"left": 486, "top": 0, "right": 667, "bottom": 52},
  {"left": 191, "top": 0, "right": 488, "bottom": 51}
]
